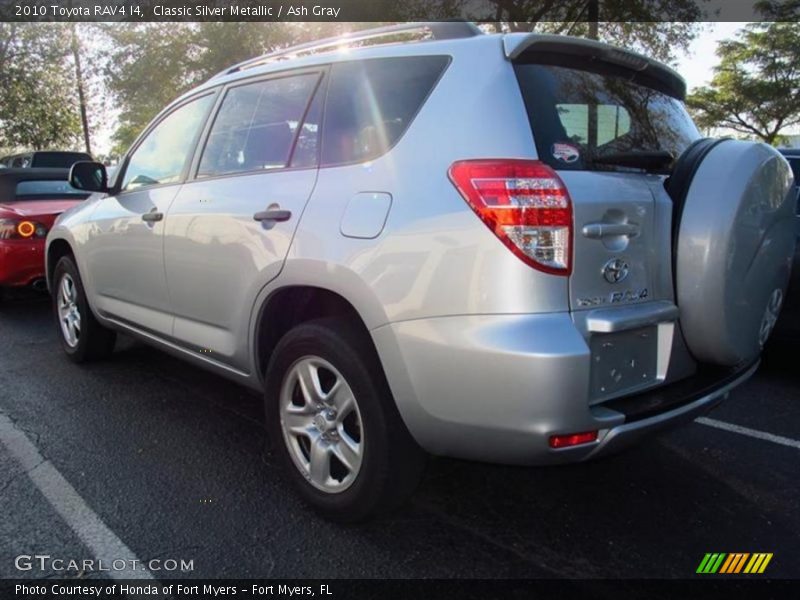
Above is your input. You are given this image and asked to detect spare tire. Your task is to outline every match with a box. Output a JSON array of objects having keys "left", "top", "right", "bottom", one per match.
[{"left": 670, "top": 139, "right": 796, "bottom": 367}]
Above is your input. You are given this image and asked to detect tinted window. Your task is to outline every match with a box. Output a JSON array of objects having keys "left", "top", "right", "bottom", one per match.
[
  {"left": 16, "top": 180, "right": 89, "bottom": 199},
  {"left": 322, "top": 56, "right": 449, "bottom": 166},
  {"left": 198, "top": 74, "right": 319, "bottom": 178},
  {"left": 290, "top": 82, "right": 324, "bottom": 169},
  {"left": 516, "top": 64, "right": 700, "bottom": 172},
  {"left": 31, "top": 152, "right": 92, "bottom": 168},
  {"left": 787, "top": 157, "right": 800, "bottom": 187},
  {"left": 122, "top": 94, "right": 214, "bottom": 191}
]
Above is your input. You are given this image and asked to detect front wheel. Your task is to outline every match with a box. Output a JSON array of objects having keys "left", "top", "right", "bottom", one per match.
[
  {"left": 265, "top": 318, "right": 425, "bottom": 522},
  {"left": 52, "top": 256, "right": 116, "bottom": 363}
]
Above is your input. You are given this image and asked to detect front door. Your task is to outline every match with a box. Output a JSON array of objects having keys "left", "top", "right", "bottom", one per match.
[{"left": 84, "top": 93, "right": 215, "bottom": 333}]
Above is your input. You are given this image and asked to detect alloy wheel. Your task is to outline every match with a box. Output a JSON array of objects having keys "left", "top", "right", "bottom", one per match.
[
  {"left": 279, "top": 356, "right": 364, "bottom": 493},
  {"left": 57, "top": 274, "right": 81, "bottom": 348}
]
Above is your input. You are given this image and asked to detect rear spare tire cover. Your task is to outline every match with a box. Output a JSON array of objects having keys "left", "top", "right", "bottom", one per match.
[{"left": 675, "top": 139, "right": 795, "bottom": 366}]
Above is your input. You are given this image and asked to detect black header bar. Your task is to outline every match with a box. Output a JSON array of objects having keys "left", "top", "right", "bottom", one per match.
[{"left": 0, "top": 0, "right": 797, "bottom": 23}]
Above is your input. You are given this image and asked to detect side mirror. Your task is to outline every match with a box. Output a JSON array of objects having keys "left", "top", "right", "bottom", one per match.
[{"left": 69, "top": 161, "right": 109, "bottom": 193}]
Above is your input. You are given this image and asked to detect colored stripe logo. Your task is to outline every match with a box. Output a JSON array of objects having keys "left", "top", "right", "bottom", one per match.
[{"left": 697, "top": 553, "right": 773, "bottom": 574}]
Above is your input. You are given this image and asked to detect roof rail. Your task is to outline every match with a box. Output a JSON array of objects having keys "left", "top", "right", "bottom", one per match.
[{"left": 210, "top": 21, "right": 482, "bottom": 80}]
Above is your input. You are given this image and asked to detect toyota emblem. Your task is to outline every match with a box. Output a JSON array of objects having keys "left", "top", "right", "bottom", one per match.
[{"left": 603, "top": 258, "right": 630, "bottom": 284}]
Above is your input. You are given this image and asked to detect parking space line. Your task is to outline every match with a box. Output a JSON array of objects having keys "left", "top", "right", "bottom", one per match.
[
  {"left": 696, "top": 416, "right": 800, "bottom": 450},
  {"left": 0, "top": 413, "right": 154, "bottom": 580}
]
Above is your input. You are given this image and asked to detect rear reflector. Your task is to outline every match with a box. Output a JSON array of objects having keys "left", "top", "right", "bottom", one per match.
[
  {"left": 549, "top": 431, "right": 598, "bottom": 449},
  {"left": 448, "top": 159, "right": 572, "bottom": 275}
]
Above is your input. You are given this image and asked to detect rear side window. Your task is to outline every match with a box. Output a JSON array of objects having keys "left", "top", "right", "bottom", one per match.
[
  {"left": 322, "top": 56, "right": 449, "bottom": 166},
  {"left": 290, "top": 83, "right": 324, "bottom": 169},
  {"left": 198, "top": 73, "right": 320, "bottom": 178},
  {"left": 515, "top": 64, "right": 699, "bottom": 172}
]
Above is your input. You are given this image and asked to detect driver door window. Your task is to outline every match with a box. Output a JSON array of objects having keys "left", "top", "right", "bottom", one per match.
[{"left": 122, "top": 94, "right": 214, "bottom": 191}]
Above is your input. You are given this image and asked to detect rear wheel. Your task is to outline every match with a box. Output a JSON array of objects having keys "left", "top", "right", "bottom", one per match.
[
  {"left": 53, "top": 256, "right": 116, "bottom": 362},
  {"left": 265, "top": 318, "right": 425, "bottom": 522}
]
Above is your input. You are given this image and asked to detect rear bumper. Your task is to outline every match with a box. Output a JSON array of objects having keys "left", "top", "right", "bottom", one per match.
[
  {"left": 580, "top": 361, "right": 757, "bottom": 461},
  {"left": 372, "top": 312, "right": 756, "bottom": 465},
  {"left": 0, "top": 239, "right": 46, "bottom": 287}
]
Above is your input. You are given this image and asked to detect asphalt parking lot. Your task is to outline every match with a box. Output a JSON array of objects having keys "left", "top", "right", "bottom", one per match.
[{"left": 1, "top": 295, "right": 798, "bottom": 580}]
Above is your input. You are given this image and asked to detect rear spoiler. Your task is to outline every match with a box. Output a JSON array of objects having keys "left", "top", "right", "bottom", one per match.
[{"left": 503, "top": 33, "right": 687, "bottom": 100}]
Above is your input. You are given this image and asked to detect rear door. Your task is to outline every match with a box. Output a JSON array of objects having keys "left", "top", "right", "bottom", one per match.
[
  {"left": 514, "top": 59, "right": 701, "bottom": 400},
  {"left": 163, "top": 69, "right": 325, "bottom": 371},
  {"left": 514, "top": 62, "right": 700, "bottom": 314}
]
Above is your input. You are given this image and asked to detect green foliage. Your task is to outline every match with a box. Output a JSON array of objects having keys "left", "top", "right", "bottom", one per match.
[
  {"left": 0, "top": 24, "right": 82, "bottom": 150},
  {"left": 755, "top": 0, "right": 800, "bottom": 20},
  {"left": 101, "top": 23, "right": 196, "bottom": 154},
  {"left": 387, "top": 0, "right": 704, "bottom": 63},
  {"left": 687, "top": 23, "right": 800, "bottom": 145}
]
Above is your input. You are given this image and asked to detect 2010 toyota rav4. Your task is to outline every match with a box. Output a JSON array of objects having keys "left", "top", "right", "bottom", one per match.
[{"left": 47, "top": 23, "right": 796, "bottom": 521}]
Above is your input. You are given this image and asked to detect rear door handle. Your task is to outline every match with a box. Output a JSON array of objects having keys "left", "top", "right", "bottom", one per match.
[
  {"left": 582, "top": 222, "right": 640, "bottom": 239},
  {"left": 253, "top": 208, "right": 292, "bottom": 223},
  {"left": 142, "top": 211, "right": 163, "bottom": 223}
]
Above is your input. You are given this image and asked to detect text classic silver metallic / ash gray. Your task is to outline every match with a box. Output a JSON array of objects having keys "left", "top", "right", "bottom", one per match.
[{"left": 46, "top": 23, "right": 797, "bottom": 521}]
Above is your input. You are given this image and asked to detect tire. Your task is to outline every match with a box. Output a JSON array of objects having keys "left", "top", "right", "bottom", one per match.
[
  {"left": 667, "top": 139, "right": 796, "bottom": 366},
  {"left": 52, "top": 255, "right": 116, "bottom": 363},
  {"left": 265, "top": 318, "right": 426, "bottom": 522}
]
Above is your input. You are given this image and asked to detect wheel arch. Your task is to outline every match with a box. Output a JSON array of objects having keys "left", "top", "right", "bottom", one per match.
[
  {"left": 46, "top": 237, "right": 75, "bottom": 292},
  {"left": 253, "top": 285, "right": 383, "bottom": 381}
]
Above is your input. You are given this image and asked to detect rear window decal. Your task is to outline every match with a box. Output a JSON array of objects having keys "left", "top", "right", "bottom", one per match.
[{"left": 552, "top": 142, "right": 580, "bottom": 164}]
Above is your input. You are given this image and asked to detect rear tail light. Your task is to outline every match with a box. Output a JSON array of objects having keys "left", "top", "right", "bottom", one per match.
[
  {"left": 448, "top": 159, "right": 572, "bottom": 275},
  {"left": 0, "top": 219, "right": 48, "bottom": 240},
  {"left": 549, "top": 431, "right": 598, "bottom": 449}
]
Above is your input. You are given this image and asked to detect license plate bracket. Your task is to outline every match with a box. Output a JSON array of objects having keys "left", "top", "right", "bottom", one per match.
[{"left": 590, "top": 326, "right": 658, "bottom": 401}]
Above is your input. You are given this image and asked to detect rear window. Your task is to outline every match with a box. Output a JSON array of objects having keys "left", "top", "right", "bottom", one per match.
[
  {"left": 16, "top": 180, "right": 89, "bottom": 199},
  {"left": 515, "top": 64, "right": 699, "bottom": 172},
  {"left": 322, "top": 56, "right": 449, "bottom": 166},
  {"left": 31, "top": 152, "right": 92, "bottom": 168}
]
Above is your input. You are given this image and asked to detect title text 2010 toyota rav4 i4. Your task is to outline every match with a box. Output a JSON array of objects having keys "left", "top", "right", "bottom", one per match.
[{"left": 47, "top": 23, "right": 796, "bottom": 521}]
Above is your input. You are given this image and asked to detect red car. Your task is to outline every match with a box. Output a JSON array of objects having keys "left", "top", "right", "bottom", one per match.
[{"left": 0, "top": 169, "right": 89, "bottom": 299}]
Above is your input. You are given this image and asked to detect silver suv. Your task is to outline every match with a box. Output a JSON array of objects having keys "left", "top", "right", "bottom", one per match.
[{"left": 47, "top": 23, "right": 796, "bottom": 521}]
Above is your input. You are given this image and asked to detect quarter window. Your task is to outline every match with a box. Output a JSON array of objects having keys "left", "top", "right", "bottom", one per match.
[
  {"left": 122, "top": 94, "right": 214, "bottom": 191},
  {"left": 197, "top": 73, "right": 320, "bottom": 178},
  {"left": 321, "top": 56, "right": 450, "bottom": 166}
]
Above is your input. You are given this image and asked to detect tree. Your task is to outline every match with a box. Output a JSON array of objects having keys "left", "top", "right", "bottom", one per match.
[
  {"left": 70, "top": 23, "right": 92, "bottom": 154},
  {"left": 687, "top": 23, "right": 800, "bottom": 145},
  {"left": 101, "top": 22, "right": 370, "bottom": 154},
  {"left": 382, "top": 0, "right": 705, "bottom": 63},
  {"left": 0, "top": 24, "right": 82, "bottom": 150},
  {"left": 755, "top": 0, "right": 800, "bottom": 20}
]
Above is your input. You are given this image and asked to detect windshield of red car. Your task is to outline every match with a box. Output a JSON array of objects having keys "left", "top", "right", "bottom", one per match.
[{"left": 15, "top": 180, "right": 90, "bottom": 200}]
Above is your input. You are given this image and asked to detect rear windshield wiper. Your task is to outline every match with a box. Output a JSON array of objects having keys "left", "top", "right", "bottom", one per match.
[{"left": 590, "top": 150, "right": 674, "bottom": 172}]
